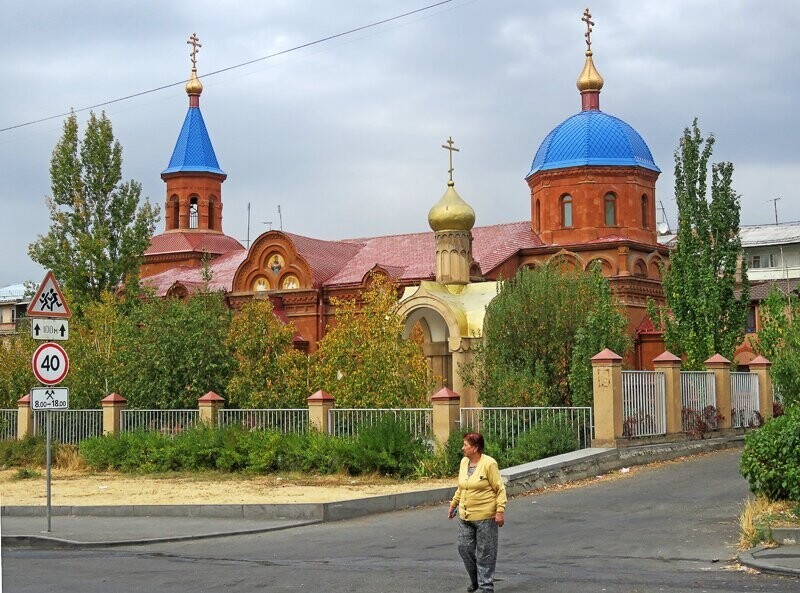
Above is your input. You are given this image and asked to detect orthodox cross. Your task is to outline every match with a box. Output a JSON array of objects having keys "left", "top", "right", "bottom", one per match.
[
  {"left": 582, "top": 8, "right": 594, "bottom": 51},
  {"left": 441, "top": 136, "right": 460, "bottom": 183},
  {"left": 187, "top": 33, "right": 202, "bottom": 69}
]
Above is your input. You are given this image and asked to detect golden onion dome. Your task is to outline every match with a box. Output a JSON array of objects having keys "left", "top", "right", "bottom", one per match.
[
  {"left": 576, "top": 50, "right": 604, "bottom": 93},
  {"left": 186, "top": 68, "right": 203, "bottom": 96},
  {"left": 428, "top": 181, "right": 476, "bottom": 232}
]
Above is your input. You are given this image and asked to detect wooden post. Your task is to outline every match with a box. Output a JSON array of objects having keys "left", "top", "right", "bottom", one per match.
[
  {"left": 100, "top": 393, "right": 127, "bottom": 436},
  {"left": 431, "top": 387, "right": 461, "bottom": 450},
  {"left": 197, "top": 391, "right": 225, "bottom": 426},
  {"left": 748, "top": 355, "right": 773, "bottom": 422},
  {"left": 307, "top": 390, "right": 335, "bottom": 434},
  {"left": 705, "top": 354, "right": 732, "bottom": 430},
  {"left": 591, "top": 348, "right": 623, "bottom": 447},
  {"left": 16, "top": 393, "right": 33, "bottom": 440},
  {"left": 653, "top": 351, "right": 683, "bottom": 435}
]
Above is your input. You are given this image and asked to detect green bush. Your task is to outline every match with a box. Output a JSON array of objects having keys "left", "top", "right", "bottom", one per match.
[
  {"left": 417, "top": 428, "right": 467, "bottom": 477},
  {"left": 0, "top": 436, "right": 51, "bottom": 467},
  {"left": 740, "top": 406, "right": 800, "bottom": 501},
  {"left": 505, "top": 418, "right": 579, "bottom": 467},
  {"left": 340, "top": 415, "right": 429, "bottom": 477}
]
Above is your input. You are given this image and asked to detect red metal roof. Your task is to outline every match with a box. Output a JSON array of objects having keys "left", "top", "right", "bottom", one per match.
[
  {"left": 143, "top": 221, "right": 542, "bottom": 296},
  {"left": 146, "top": 232, "right": 245, "bottom": 257}
]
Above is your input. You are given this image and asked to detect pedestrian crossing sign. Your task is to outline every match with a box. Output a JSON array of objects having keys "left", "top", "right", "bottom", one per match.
[{"left": 27, "top": 271, "right": 71, "bottom": 319}]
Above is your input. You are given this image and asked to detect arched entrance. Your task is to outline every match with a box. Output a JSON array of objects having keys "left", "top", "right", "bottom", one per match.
[{"left": 402, "top": 306, "right": 453, "bottom": 393}]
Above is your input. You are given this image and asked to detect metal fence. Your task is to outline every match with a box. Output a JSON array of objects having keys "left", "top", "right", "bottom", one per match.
[
  {"left": 120, "top": 409, "right": 200, "bottom": 434},
  {"left": 459, "top": 407, "right": 594, "bottom": 449},
  {"left": 681, "top": 371, "right": 717, "bottom": 432},
  {"left": 217, "top": 409, "right": 308, "bottom": 434},
  {"left": 32, "top": 410, "right": 103, "bottom": 444},
  {"left": 731, "top": 372, "right": 760, "bottom": 428},
  {"left": 621, "top": 371, "right": 667, "bottom": 438},
  {"left": 0, "top": 409, "right": 18, "bottom": 440},
  {"left": 327, "top": 408, "right": 432, "bottom": 439}
]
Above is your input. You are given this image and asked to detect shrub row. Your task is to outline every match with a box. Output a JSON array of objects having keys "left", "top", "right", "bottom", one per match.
[{"left": 4, "top": 416, "right": 581, "bottom": 478}]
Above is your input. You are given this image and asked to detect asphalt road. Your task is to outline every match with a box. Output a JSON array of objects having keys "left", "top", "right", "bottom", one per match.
[{"left": 3, "top": 448, "right": 798, "bottom": 592}]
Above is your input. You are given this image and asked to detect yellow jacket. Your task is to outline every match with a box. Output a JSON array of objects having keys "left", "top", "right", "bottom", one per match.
[{"left": 450, "top": 454, "right": 507, "bottom": 521}]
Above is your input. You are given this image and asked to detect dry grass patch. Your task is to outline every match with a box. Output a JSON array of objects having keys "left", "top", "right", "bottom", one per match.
[{"left": 739, "top": 496, "right": 800, "bottom": 550}]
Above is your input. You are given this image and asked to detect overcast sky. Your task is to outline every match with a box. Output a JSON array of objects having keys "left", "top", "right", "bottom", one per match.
[{"left": 1, "top": 0, "right": 797, "bottom": 285}]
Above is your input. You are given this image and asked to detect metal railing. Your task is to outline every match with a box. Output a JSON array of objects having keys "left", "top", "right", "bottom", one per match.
[
  {"left": 731, "top": 372, "right": 760, "bottom": 428},
  {"left": 327, "top": 408, "right": 432, "bottom": 439},
  {"left": 120, "top": 409, "right": 199, "bottom": 434},
  {"left": 681, "top": 371, "right": 717, "bottom": 432},
  {"left": 621, "top": 371, "right": 667, "bottom": 438},
  {"left": 459, "top": 407, "right": 594, "bottom": 449},
  {"left": 217, "top": 409, "right": 309, "bottom": 434},
  {"left": 0, "top": 409, "right": 18, "bottom": 440},
  {"left": 32, "top": 410, "right": 103, "bottom": 444}
]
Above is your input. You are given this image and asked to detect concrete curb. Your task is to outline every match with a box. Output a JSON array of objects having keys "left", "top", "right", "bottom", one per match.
[{"left": 738, "top": 545, "right": 800, "bottom": 577}]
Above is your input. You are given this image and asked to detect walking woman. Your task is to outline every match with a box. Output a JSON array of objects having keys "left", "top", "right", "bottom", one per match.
[{"left": 447, "top": 432, "right": 507, "bottom": 593}]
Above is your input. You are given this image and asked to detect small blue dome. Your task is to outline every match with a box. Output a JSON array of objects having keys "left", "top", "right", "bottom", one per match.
[
  {"left": 528, "top": 110, "right": 659, "bottom": 177},
  {"left": 163, "top": 107, "right": 225, "bottom": 176}
]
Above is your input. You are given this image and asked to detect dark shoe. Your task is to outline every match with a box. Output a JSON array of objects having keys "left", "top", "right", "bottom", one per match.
[{"left": 466, "top": 585, "right": 479, "bottom": 593}]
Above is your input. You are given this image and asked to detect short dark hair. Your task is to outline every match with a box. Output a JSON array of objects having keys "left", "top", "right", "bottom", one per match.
[{"left": 463, "top": 432, "right": 485, "bottom": 453}]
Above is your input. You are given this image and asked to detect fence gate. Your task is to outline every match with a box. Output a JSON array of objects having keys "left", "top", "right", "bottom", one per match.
[
  {"left": 730, "top": 372, "right": 759, "bottom": 428},
  {"left": 680, "top": 371, "right": 717, "bottom": 432},
  {"left": 621, "top": 371, "right": 667, "bottom": 437}
]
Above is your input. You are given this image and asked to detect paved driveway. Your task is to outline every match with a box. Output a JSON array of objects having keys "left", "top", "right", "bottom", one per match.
[{"left": 3, "top": 448, "right": 798, "bottom": 592}]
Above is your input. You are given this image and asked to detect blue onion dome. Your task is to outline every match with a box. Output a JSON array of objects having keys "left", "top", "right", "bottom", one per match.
[{"left": 528, "top": 110, "right": 660, "bottom": 177}]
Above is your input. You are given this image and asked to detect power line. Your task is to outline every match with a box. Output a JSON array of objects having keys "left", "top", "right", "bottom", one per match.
[{"left": 0, "top": 0, "right": 456, "bottom": 134}]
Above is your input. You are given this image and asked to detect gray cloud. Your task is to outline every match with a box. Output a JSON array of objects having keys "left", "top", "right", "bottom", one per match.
[{"left": 2, "top": 0, "right": 798, "bottom": 284}]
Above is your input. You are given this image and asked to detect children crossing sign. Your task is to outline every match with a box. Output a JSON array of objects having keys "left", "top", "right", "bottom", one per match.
[{"left": 28, "top": 271, "right": 71, "bottom": 319}]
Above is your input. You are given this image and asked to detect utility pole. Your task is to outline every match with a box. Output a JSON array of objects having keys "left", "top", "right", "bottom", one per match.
[{"left": 768, "top": 197, "right": 781, "bottom": 225}]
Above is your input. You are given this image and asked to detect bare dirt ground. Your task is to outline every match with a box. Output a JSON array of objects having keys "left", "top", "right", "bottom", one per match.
[{"left": 0, "top": 469, "right": 454, "bottom": 506}]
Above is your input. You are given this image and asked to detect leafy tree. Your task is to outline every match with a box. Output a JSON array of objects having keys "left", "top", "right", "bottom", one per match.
[
  {"left": 651, "top": 119, "right": 749, "bottom": 369},
  {"left": 65, "top": 292, "right": 126, "bottom": 408},
  {"left": 115, "top": 292, "right": 233, "bottom": 408},
  {"left": 313, "top": 275, "right": 431, "bottom": 408},
  {"left": 226, "top": 299, "right": 310, "bottom": 408},
  {"left": 461, "top": 263, "right": 630, "bottom": 407},
  {"left": 0, "top": 326, "right": 37, "bottom": 408},
  {"left": 28, "top": 111, "right": 159, "bottom": 313},
  {"left": 753, "top": 287, "right": 800, "bottom": 408}
]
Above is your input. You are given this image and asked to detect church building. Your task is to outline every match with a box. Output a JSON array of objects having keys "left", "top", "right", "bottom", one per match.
[{"left": 141, "top": 14, "right": 669, "bottom": 405}]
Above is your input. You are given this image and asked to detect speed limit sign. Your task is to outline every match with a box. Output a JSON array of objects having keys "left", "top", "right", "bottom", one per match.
[{"left": 32, "top": 342, "right": 70, "bottom": 386}]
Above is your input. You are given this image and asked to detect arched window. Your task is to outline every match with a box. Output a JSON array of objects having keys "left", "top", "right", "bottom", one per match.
[
  {"left": 168, "top": 195, "right": 179, "bottom": 230},
  {"left": 561, "top": 195, "right": 573, "bottom": 228},
  {"left": 641, "top": 194, "right": 649, "bottom": 228},
  {"left": 189, "top": 197, "right": 199, "bottom": 229},
  {"left": 604, "top": 193, "right": 616, "bottom": 226},
  {"left": 535, "top": 199, "right": 541, "bottom": 231},
  {"left": 208, "top": 198, "right": 215, "bottom": 231}
]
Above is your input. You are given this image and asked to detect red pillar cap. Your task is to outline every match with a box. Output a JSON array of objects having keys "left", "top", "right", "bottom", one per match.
[
  {"left": 17, "top": 393, "right": 30, "bottom": 404},
  {"left": 653, "top": 351, "right": 682, "bottom": 363},
  {"left": 705, "top": 354, "right": 731, "bottom": 366},
  {"left": 431, "top": 387, "right": 461, "bottom": 401},
  {"left": 101, "top": 393, "right": 127, "bottom": 404},
  {"left": 749, "top": 355, "right": 771, "bottom": 366},
  {"left": 307, "top": 390, "right": 334, "bottom": 402},
  {"left": 591, "top": 348, "right": 622, "bottom": 362},
  {"left": 198, "top": 391, "right": 225, "bottom": 403}
]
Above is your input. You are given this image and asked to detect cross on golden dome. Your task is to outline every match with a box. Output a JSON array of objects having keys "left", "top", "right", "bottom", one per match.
[
  {"left": 187, "top": 33, "right": 202, "bottom": 69},
  {"left": 581, "top": 8, "right": 594, "bottom": 51},
  {"left": 441, "top": 136, "right": 460, "bottom": 184}
]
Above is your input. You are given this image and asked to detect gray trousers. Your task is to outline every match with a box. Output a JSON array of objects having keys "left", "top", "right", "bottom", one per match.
[{"left": 458, "top": 517, "right": 499, "bottom": 592}]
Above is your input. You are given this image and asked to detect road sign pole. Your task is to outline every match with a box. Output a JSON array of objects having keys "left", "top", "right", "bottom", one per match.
[{"left": 46, "top": 411, "right": 52, "bottom": 533}]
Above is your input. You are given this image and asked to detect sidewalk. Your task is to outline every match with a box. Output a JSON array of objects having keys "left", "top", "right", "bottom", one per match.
[{"left": 738, "top": 528, "right": 800, "bottom": 577}]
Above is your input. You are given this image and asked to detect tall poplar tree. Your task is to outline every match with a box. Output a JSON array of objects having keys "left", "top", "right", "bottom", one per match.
[
  {"left": 654, "top": 119, "right": 749, "bottom": 369},
  {"left": 28, "top": 111, "right": 159, "bottom": 312}
]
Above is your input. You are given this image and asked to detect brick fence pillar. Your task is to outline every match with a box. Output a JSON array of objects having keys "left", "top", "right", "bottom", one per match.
[
  {"left": 653, "top": 351, "right": 683, "bottom": 435},
  {"left": 431, "top": 387, "right": 461, "bottom": 450},
  {"left": 16, "top": 393, "right": 33, "bottom": 440},
  {"left": 101, "top": 393, "right": 127, "bottom": 436},
  {"left": 198, "top": 391, "right": 225, "bottom": 426},
  {"left": 591, "top": 348, "right": 623, "bottom": 447},
  {"left": 307, "top": 390, "right": 334, "bottom": 434},
  {"left": 705, "top": 354, "right": 732, "bottom": 429},
  {"left": 748, "top": 355, "right": 773, "bottom": 422}
]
